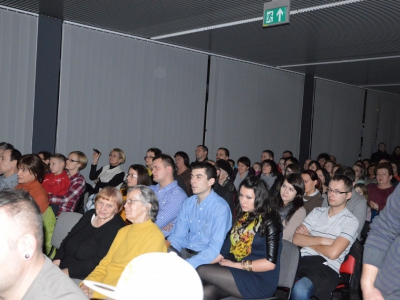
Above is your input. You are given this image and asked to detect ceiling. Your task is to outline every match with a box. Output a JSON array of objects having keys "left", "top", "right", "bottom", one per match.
[{"left": 1, "top": 0, "right": 400, "bottom": 95}]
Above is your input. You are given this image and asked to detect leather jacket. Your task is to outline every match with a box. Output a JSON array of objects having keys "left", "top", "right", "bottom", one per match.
[{"left": 264, "top": 218, "right": 282, "bottom": 264}]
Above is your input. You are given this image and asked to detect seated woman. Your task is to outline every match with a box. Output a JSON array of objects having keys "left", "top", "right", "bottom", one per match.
[
  {"left": 81, "top": 185, "right": 167, "bottom": 299},
  {"left": 15, "top": 154, "right": 49, "bottom": 214},
  {"left": 259, "top": 159, "right": 281, "bottom": 196},
  {"left": 89, "top": 148, "right": 126, "bottom": 194},
  {"left": 197, "top": 176, "right": 282, "bottom": 300},
  {"left": 301, "top": 169, "right": 323, "bottom": 215},
  {"left": 285, "top": 163, "right": 301, "bottom": 175},
  {"left": 174, "top": 151, "right": 192, "bottom": 196},
  {"left": 277, "top": 173, "right": 306, "bottom": 242},
  {"left": 53, "top": 187, "right": 125, "bottom": 280},
  {"left": 120, "top": 164, "right": 151, "bottom": 222},
  {"left": 307, "top": 160, "right": 321, "bottom": 172},
  {"left": 233, "top": 156, "right": 254, "bottom": 191},
  {"left": 364, "top": 163, "right": 377, "bottom": 185},
  {"left": 352, "top": 163, "right": 365, "bottom": 184}
]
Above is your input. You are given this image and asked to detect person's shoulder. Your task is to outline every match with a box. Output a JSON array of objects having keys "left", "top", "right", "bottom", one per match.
[
  {"left": 295, "top": 206, "right": 307, "bottom": 217},
  {"left": 210, "top": 191, "right": 231, "bottom": 210},
  {"left": 340, "top": 208, "right": 359, "bottom": 224},
  {"left": 109, "top": 213, "right": 126, "bottom": 228},
  {"left": 170, "top": 181, "right": 187, "bottom": 197}
]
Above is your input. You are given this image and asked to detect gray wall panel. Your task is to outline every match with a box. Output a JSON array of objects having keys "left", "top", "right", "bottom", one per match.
[
  {"left": 376, "top": 94, "right": 399, "bottom": 153},
  {"left": 206, "top": 57, "right": 305, "bottom": 164},
  {"left": 362, "top": 91, "right": 380, "bottom": 159},
  {"left": 0, "top": 9, "right": 38, "bottom": 154},
  {"left": 57, "top": 24, "right": 208, "bottom": 180},
  {"left": 311, "top": 79, "right": 365, "bottom": 166}
]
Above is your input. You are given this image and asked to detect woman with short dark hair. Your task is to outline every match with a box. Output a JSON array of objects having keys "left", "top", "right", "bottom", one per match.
[
  {"left": 301, "top": 169, "right": 324, "bottom": 215},
  {"left": 174, "top": 151, "right": 192, "bottom": 196},
  {"left": 197, "top": 176, "right": 282, "bottom": 299},
  {"left": 233, "top": 156, "right": 253, "bottom": 190}
]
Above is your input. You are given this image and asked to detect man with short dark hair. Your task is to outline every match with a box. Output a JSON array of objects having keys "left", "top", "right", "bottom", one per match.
[
  {"left": 282, "top": 150, "right": 293, "bottom": 158},
  {"left": 292, "top": 175, "right": 359, "bottom": 300},
  {"left": 370, "top": 142, "right": 391, "bottom": 164},
  {"left": 216, "top": 147, "right": 229, "bottom": 161},
  {"left": 317, "top": 153, "right": 330, "bottom": 167},
  {"left": 0, "top": 148, "right": 21, "bottom": 190},
  {"left": 321, "top": 166, "right": 367, "bottom": 239},
  {"left": 168, "top": 162, "right": 231, "bottom": 268},
  {"left": 261, "top": 150, "right": 274, "bottom": 162},
  {"left": 0, "top": 189, "right": 86, "bottom": 299},
  {"left": 150, "top": 154, "right": 187, "bottom": 237},
  {"left": 193, "top": 145, "right": 208, "bottom": 164}
]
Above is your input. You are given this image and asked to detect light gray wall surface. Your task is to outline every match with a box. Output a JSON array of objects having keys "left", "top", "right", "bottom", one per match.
[
  {"left": 57, "top": 24, "right": 208, "bottom": 181},
  {"left": 0, "top": 8, "right": 38, "bottom": 154},
  {"left": 311, "top": 79, "right": 365, "bottom": 167},
  {"left": 362, "top": 91, "right": 380, "bottom": 159},
  {"left": 206, "top": 57, "right": 305, "bottom": 164}
]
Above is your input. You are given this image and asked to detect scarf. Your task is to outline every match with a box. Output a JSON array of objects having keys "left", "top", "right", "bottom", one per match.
[
  {"left": 260, "top": 173, "right": 277, "bottom": 189},
  {"left": 230, "top": 213, "right": 261, "bottom": 261},
  {"left": 233, "top": 170, "right": 248, "bottom": 190},
  {"left": 279, "top": 201, "right": 294, "bottom": 222},
  {"left": 98, "top": 164, "right": 123, "bottom": 183}
]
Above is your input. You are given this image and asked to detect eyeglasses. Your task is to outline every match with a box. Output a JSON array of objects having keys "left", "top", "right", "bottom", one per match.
[
  {"left": 125, "top": 199, "right": 141, "bottom": 206},
  {"left": 67, "top": 158, "right": 79, "bottom": 163},
  {"left": 144, "top": 156, "right": 154, "bottom": 160},
  {"left": 109, "top": 154, "right": 120, "bottom": 158},
  {"left": 127, "top": 173, "right": 138, "bottom": 178},
  {"left": 326, "top": 188, "right": 348, "bottom": 195}
]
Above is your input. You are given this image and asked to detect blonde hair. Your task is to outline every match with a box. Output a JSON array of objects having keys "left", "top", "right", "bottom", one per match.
[
  {"left": 111, "top": 148, "right": 126, "bottom": 164},
  {"left": 69, "top": 151, "right": 88, "bottom": 170},
  {"left": 94, "top": 186, "right": 124, "bottom": 213}
]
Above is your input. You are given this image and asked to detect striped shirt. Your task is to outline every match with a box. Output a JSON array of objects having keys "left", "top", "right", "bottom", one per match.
[{"left": 301, "top": 207, "right": 359, "bottom": 273}]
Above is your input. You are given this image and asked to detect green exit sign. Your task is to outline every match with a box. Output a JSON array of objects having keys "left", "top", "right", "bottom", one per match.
[{"left": 263, "top": 0, "right": 290, "bottom": 28}]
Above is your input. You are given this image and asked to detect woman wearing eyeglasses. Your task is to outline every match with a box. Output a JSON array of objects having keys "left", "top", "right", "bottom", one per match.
[
  {"left": 80, "top": 185, "right": 166, "bottom": 299},
  {"left": 120, "top": 164, "right": 151, "bottom": 222},
  {"left": 53, "top": 187, "right": 125, "bottom": 280},
  {"left": 89, "top": 148, "right": 126, "bottom": 194}
]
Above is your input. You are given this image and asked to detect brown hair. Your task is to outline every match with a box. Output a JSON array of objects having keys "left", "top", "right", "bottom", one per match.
[
  {"left": 18, "top": 154, "right": 47, "bottom": 183},
  {"left": 94, "top": 186, "right": 124, "bottom": 213}
]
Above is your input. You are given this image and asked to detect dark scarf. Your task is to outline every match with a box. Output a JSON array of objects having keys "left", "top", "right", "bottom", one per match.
[{"left": 279, "top": 202, "right": 294, "bottom": 222}]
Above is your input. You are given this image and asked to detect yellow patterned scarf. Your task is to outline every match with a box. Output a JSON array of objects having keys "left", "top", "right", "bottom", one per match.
[{"left": 230, "top": 213, "right": 261, "bottom": 261}]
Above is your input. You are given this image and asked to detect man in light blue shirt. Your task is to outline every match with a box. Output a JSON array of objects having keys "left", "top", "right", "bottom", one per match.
[
  {"left": 150, "top": 154, "right": 187, "bottom": 237},
  {"left": 168, "top": 161, "right": 232, "bottom": 268}
]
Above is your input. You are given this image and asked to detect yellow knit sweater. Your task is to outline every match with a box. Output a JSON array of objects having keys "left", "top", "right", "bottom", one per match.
[{"left": 85, "top": 219, "right": 167, "bottom": 298}]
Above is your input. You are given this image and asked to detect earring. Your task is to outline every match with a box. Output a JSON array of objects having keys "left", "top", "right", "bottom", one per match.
[{"left": 25, "top": 254, "right": 30, "bottom": 259}]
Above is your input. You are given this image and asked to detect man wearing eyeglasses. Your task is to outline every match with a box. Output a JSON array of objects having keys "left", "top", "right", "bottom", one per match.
[{"left": 291, "top": 175, "right": 359, "bottom": 300}]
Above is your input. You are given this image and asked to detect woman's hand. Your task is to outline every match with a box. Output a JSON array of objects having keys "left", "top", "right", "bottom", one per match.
[
  {"left": 219, "top": 259, "right": 239, "bottom": 269},
  {"left": 80, "top": 284, "right": 93, "bottom": 298},
  {"left": 370, "top": 201, "right": 379, "bottom": 210},
  {"left": 52, "top": 259, "right": 60, "bottom": 267},
  {"left": 92, "top": 151, "right": 101, "bottom": 165}
]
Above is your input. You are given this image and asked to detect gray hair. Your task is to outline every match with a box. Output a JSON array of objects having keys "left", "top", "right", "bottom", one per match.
[
  {"left": 0, "top": 189, "right": 43, "bottom": 249},
  {"left": 127, "top": 185, "right": 159, "bottom": 222}
]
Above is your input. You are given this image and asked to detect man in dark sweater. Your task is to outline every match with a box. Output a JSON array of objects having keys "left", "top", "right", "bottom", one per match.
[{"left": 370, "top": 142, "right": 391, "bottom": 164}]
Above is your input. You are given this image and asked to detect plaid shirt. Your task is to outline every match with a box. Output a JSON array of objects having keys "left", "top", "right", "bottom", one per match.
[{"left": 48, "top": 172, "right": 85, "bottom": 215}]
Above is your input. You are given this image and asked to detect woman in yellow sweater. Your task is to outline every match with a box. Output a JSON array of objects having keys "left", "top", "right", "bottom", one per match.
[{"left": 81, "top": 185, "right": 167, "bottom": 299}]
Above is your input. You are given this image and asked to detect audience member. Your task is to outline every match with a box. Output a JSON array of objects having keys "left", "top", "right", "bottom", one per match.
[
  {"left": 282, "top": 150, "right": 293, "bottom": 158},
  {"left": 0, "top": 142, "right": 14, "bottom": 176},
  {"left": 49, "top": 151, "right": 87, "bottom": 215},
  {"left": 252, "top": 162, "right": 262, "bottom": 176},
  {"left": 37, "top": 151, "right": 52, "bottom": 166},
  {"left": 53, "top": 187, "right": 125, "bottom": 279},
  {"left": 174, "top": 151, "right": 193, "bottom": 196},
  {"left": 391, "top": 146, "right": 400, "bottom": 161},
  {"left": 0, "top": 148, "right": 21, "bottom": 190},
  {"left": 292, "top": 175, "right": 359, "bottom": 300},
  {"left": 212, "top": 161, "right": 235, "bottom": 218},
  {"left": 144, "top": 147, "right": 162, "bottom": 176},
  {"left": 284, "top": 156, "right": 299, "bottom": 169},
  {"left": 150, "top": 154, "right": 187, "bottom": 237},
  {"left": 322, "top": 166, "right": 367, "bottom": 239},
  {"left": 370, "top": 142, "right": 391, "bottom": 164},
  {"left": 317, "top": 153, "right": 330, "bottom": 167},
  {"left": 285, "top": 163, "right": 301, "bottom": 175},
  {"left": 278, "top": 158, "right": 286, "bottom": 175},
  {"left": 0, "top": 189, "right": 86, "bottom": 299},
  {"left": 216, "top": 159, "right": 236, "bottom": 194},
  {"left": 196, "top": 176, "right": 282, "bottom": 299},
  {"left": 361, "top": 184, "right": 400, "bottom": 299},
  {"left": 363, "top": 158, "right": 371, "bottom": 170},
  {"left": 259, "top": 159, "right": 281, "bottom": 196},
  {"left": 233, "top": 156, "right": 253, "bottom": 190},
  {"left": 307, "top": 160, "right": 320, "bottom": 172},
  {"left": 192, "top": 145, "right": 208, "bottom": 165},
  {"left": 352, "top": 163, "right": 365, "bottom": 184},
  {"left": 89, "top": 148, "right": 125, "bottom": 194},
  {"left": 367, "top": 162, "right": 395, "bottom": 215},
  {"left": 81, "top": 185, "right": 167, "bottom": 299},
  {"left": 316, "top": 167, "right": 330, "bottom": 196},
  {"left": 168, "top": 162, "right": 232, "bottom": 268},
  {"left": 391, "top": 160, "right": 400, "bottom": 182},
  {"left": 365, "top": 163, "right": 377, "bottom": 185},
  {"left": 277, "top": 173, "right": 306, "bottom": 241},
  {"left": 216, "top": 147, "right": 230, "bottom": 160},
  {"left": 42, "top": 153, "right": 70, "bottom": 197},
  {"left": 324, "top": 160, "right": 335, "bottom": 178},
  {"left": 329, "top": 155, "right": 336, "bottom": 162},
  {"left": 227, "top": 159, "right": 235, "bottom": 170},
  {"left": 301, "top": 170, "right": 323, "bottom": 215},
  {"left": 261, "top": 150, "right": 274, "bottom": 162},
  {"left": 303, "top": 158, "right": 311, "bottom": 171},
  {"left": 15, "top": 154, "right": 48, "bottom": 214}
]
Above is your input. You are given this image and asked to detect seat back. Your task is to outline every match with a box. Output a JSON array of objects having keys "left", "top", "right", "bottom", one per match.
[
  {"left": 277, "top": 240, "right": 300, "bottom": 297},
  {"left": 340, "top": 254, "right": 356, "bottom": 275},
  {"left": 51, "top": 212, "right": 82, "bottom": 249}
]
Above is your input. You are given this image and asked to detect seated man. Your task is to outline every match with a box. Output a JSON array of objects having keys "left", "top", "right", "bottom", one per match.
[
  {"left": 292, "top": 175, "right": 359, "bottom": 300},
  {"left": 361, "top": 184, "right": 400, "bottom": 299},
  {"left": 168, "top": 162, "right": 232, "bottom": 268},
  {"left": 0, "top": 189, "right": 86, "bottom": 299},
  {"left": 150, "top": 154, "right": 187, "bottom": 237},
  {"left": 0, "top": 148, "right": 21, "bottom": 190},
  {"left": 321, "top": 166, "right": 367, "bottom": 240}
]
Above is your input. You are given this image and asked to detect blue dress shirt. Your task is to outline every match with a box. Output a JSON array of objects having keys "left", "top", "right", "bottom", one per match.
[
  {"left": 168, "top": 189, "right": 232, "bottom": 268},
  {"left": 150, "top": 180, "right": 187, "bottom": 236}
]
